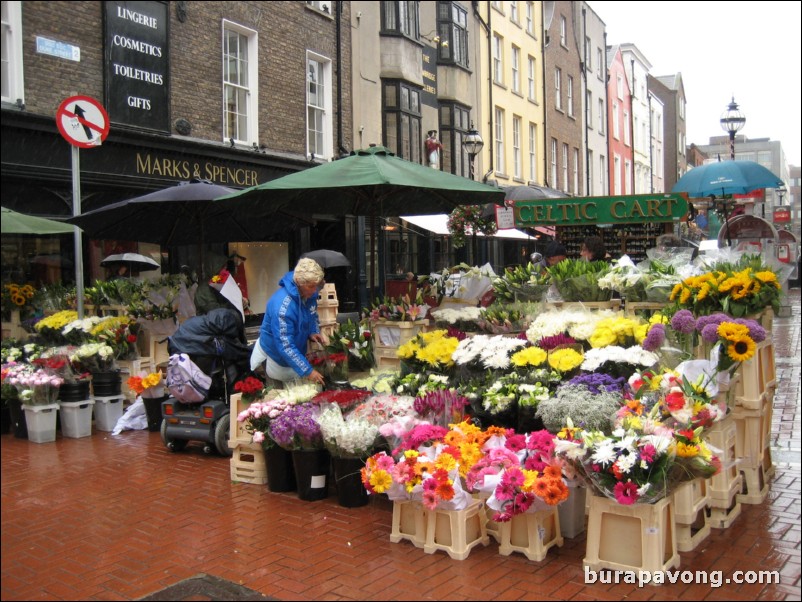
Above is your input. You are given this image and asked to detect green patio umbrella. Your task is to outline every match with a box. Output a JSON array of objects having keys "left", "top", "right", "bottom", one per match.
[
  {"left": 1, "top": 206, "right": 76, "bottom": 235},
  {"left": 215, "top": 145, "right": 505, "bottom": 217}
]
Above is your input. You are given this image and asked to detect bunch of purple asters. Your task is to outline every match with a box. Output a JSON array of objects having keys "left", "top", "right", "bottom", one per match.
[
  {"left": 568, "top": 372, "right": 627, "bottom": 395},
  {"left": 268, "top": 402, "right": 322, "bottom": 450},
  {"left": 538, "top": 333, "right": 578, "bottom": 351}
]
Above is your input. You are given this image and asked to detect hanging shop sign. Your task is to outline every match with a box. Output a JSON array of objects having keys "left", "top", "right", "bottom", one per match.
[
  {"left": 103, "top": 0, "right": 169, "bottom": 133},
  {"left": 514, "top": 193, "right": 688, "bottom": 228}
]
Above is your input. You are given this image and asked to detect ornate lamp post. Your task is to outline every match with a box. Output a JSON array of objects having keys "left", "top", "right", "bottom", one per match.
[
  {"left": 720, "top": 97, "right": 745, "bottom": 161},
  {"left": 462, "top": 123, "right": 484, "bottom": 180}
]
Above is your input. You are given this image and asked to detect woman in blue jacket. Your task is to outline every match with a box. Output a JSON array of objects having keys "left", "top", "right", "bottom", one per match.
[{"left": 251, "top": 258, "right": 329, "bottom": 386}]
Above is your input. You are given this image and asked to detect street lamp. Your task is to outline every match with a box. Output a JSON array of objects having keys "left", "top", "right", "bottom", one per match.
[
  {"left": 720, "top": 97, "right": 745, "bottom": 160},
  {"left": 462, "top": 123, "right": 484, "bottom": 180}
]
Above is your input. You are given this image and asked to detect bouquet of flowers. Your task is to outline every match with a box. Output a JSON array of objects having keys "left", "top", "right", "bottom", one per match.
[
  {"left": 1, "top": 283, "right": 36, "bottom": 321},
  {"left": 548, "top": 259, "right": 613, "bottom": 302},
  {"left": 70, "top": 342, "right": 117, "bottom": 373},
  {"left": 536, "top": 383, "right": 622, "bottom": 434},
  {"left": 33, "top": 349, "right": 84, "bottom": 384},
  {"left": 233, "top": 375, "right": 267, "bottom": 403},
  {"left": 669, "top": 254, "right": 783, "bottom": 317},
  {"left": 90, "top": 316, "right": 139, "bottom": 361},
  {"left": 127, "top": 371, "right": 164, "bottom": 399},
  {"left": 362, "top": 291, "right": 428, "bottom": 322},
  {"left": 311, "top": 388, "right": 372, "bottom": 411},
  {"left": 412, "top": 388, "right": 469, "bottom": 426},
  {"left": 327, "top": 319, "right": 375, "bottom": 371},
  {"left": 268, "top": 402, "right": 323, "bottom": 450},
  {"left": 397, "top": 329, "right": 460, "bottom": 375},
  {"left": 525, "top": 308, "right": 617, "bottom": 346},
  {"left": 492, "top": 262, "right": 552, "bottom": 303},
  {"left": 33, "top": 310, "right": 79, "bottom": 344},
  {"left": 579, "top": 345, "right": 659, "bottom": 379},
  {"left": 317, "top": 403, "right": 379, "bottom": 459},
  {"left": 6, "top": 366, "right": 63, "bottom": 405},
  {"left": 237, "top": 396, "right": 295, "bottom": 448},
  {"left": 452, "top": 334, "right": 527, "bottom": 374},
  {"left": 430, "top": 306, "right": 484, "bottom": 332},
  {"left": 308, "top": 350, "right": 349, "bottom": 382}
]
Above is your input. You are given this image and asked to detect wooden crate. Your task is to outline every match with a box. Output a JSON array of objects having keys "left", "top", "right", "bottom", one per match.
[
  {"left": 229, "top": 442, "right": 267, "bottom": 485},
  {"left": 373, "top": 346, "right": 401, "bottom": 371},
  {"left": 372, "top": 319, "right": 430, "bottom": 349},
  {"left": 318, "top": 304, "right": 338, "bottom": 325},
  {"left": 543, "top": 299, "right": 622, "bottom": 312},
  {"left": 320, "top": 283, "right": 338, "bottom": 304},
  {"left": 733, "top": 340, "right": 776, "bottom": 406}
]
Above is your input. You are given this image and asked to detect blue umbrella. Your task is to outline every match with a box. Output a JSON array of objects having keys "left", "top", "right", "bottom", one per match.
[{"left": 672, "top": 160, "right": 783, "bottom": 198}]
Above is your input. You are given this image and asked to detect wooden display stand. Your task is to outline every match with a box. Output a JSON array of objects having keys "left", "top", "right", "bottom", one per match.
[
  {"left": 733, "top": 395, "right": 773, "bottom": 505},
  {"left": 229, "top": 441, "right": 267, "bottom": 485},
  {"left": 543, "top": 299, "right": 622, "bottom": 312},
  {"left": 705, "top": 414, "right": 743, "bottom": 529},
  {"left": 1, "top": 310, "right": 27, "bottom": 340},
  {"left": 733, "top": 340, "right": 776, "bottom": 407},
  {"left": 423, "top": 499, "right": 489, "bottom": 560},
  {"left": 673, "top": 479, "right": 711, "bottom": 552},
  {"left": 117, "top": 357, "right": 154, "bottom": 401},
  {"left": 228, "top": 392, "right": 252, "bottom": 446},
  {"left": 390, "top": 501, "right": 427, "bottom": 548},
  {"left": 498, "top": 507, "right": 563, "bottom": 562},
  {"left": 583, "top": 495, "right": 679, "bottom": 576}
]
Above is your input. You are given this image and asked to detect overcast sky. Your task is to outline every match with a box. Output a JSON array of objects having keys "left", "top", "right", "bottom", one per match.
[{"left": 588, "top": 1, "right": 802, "bottom": 167}]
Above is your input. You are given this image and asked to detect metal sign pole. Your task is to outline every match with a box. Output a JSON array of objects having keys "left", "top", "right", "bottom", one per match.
[{"left": 72, "top": 145, "right": 85, "bottom": 318}]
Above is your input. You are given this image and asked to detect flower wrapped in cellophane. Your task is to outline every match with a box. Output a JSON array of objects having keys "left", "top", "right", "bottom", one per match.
[{"left": 316, "top": 403, "right": 379, "bottom": 459}]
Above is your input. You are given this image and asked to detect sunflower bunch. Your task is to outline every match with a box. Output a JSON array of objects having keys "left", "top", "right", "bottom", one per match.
[
  {"left": 669, "top": 265, "right": 782, "bottom": 317},
  {"left": 1, "top": 283, "right": 36, "bottom": 320},
  {"left": 711, "top": 319, "right": 760, "bottom": 374}
]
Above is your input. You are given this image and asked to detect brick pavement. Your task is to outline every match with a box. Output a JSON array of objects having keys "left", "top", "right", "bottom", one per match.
[{"left": 1, "top": 290, "right": 800, "bottom": 601}]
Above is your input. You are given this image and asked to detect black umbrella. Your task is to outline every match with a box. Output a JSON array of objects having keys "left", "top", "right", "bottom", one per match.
[
  {"left": 68, "top": 179, "right": 312, "bottom": 246},
  {"left": 504, "top": 184, "right": 568, "bottom": 201},
  {"left": 300, "top": 249, "right": 351, "bottom": 269}
]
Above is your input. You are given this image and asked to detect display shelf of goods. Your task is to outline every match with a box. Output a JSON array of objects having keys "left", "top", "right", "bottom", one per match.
[{"left": 556, "top": 223, "right": 667, "bottom": 263}]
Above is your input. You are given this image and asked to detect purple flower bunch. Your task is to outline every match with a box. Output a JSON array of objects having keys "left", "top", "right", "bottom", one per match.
[
  {"left": 642, "top": 323, "right": 666, "bottom": 352},
  {"left": 568, "top": 372, "right": 627, "bottom": 395},
  {"left": 696, "top": 313, "right": 766, "bottom": 345},
  {"left": 268, "top": 402, "right": 322, "bottom": 450},
  {"left": 538, "top": 333, "right": 577, "bottom": 351},
  {"left": 670, "top": 309, "right": 697, "bottom": 334}
]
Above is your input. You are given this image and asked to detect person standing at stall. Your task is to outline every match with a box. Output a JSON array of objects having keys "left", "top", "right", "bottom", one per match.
[
  {"left": 250, "top": 258, "right": 329, "bottom": 386},
  {"left": 580, "top": 236, "right": 608, "bottom": 262}
]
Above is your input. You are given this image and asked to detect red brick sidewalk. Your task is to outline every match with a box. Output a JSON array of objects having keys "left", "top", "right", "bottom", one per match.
[{"left": 1, "top": 290, "right": 800, "bottom": 601}]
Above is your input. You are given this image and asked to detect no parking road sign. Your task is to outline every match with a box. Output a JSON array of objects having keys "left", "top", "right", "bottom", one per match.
[{"left": 56, "top": 95, "right": 110, "bottom": 149}]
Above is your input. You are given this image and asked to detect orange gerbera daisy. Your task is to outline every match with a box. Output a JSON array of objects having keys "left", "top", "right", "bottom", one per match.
[
  {"left": 542, "top": 487, "right": 561, "bottom": 505},
  {"left": 533, "top": 478, "right": 550, "bottom": 496},
  {"left": 543, "top": 465, "right": 562, "bottom": 480}
]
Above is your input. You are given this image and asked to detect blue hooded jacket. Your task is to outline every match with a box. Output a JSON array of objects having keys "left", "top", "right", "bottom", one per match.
[{"left": 258, "top": 270, "right": 320, "bottom": 377}]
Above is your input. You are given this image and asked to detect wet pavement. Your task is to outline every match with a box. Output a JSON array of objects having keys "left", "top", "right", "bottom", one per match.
[{"left": 1, "top": 289, "right": 800, "bottom": 601}]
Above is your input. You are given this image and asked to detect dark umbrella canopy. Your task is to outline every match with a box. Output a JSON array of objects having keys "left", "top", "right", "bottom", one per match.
[
  {"left": 504, "top": 184, "right": 568, "bottom": 201},
  {"left": 300, "top": 249, "right": 351, "bottom": 269},
  {"left": 672, "top": 160, "right": 783, "bottom": 198},
  {"left": 216, "top": 145, "right": 506, "bottom": 217},
  {"left": 68, "top": 180, "right": 311, "bottom": 245}
]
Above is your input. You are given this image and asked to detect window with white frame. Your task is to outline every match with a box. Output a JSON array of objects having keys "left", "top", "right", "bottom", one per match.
[
  {"left": 597, "top": 47, "right": 603, "bottom": 79},
  {"left": 599, "top": 154, "right": 606, "bottom": 192},
  {"left": 308, "top": 1, "right": 332, "bottom": 14},
  {"left": 525, "top": 2, "right": 535, "bottom": 36},
  {"left": 509, "top": 1, "right": 518, "bottom": 22},
  {"left": 573, "top": 148, "right": 579, "bottom": 194},
  {"left": 567, "top": 76, "right": 574, "bottom": 117},
  {"left": 624, "top": 159, "right": 631, "bottom": 194},
  {"left": 560, "top": 15, "right": 566, "bottom": 46},
  {"left": 437, "top": 1, "right": 468, "bottom": 68},
  {"left": 550, "top": 138, "right": 557, "bottom": 186},
  {"left": 555, "top": 68, "right": 562, "bottom": 110},
  {"left": 614, "top": 154, "right": 621, "bottom": 195},
  {"left": 527, "top": 56, "right": 537, "bottom": 102},
  {"left": 561, "top": 144, "right": 569, "bottom": 193},
  {"left": 510, "top": 46, "right": 521, "bottom": 94},
  {"left": 623, "top": 111, "right": 630, "bottom": 145},
  {"left": 495, "top": 107, "right": 505, "bottom": 174},
  {"left": 586, "top": 91, "right": 592, "bottom": 129},
  {"left": 493, "top": 34, "right": 503, "bottom": 84},
  {"left": 633, "top": 116, "right": 639, "bottom": 148},
  {"left": 1, "top": 0, "right": 24, "bottom": 104},
  {"left": 616, "top": 74, "right": 623, "bottom": 99},
  {"left": 612, "top": 102, "right": 619, "bottom": 140},
  {"left": 587, "top": 149, "right": 593, "bottom": 194},
  {"left": 307, "top": 52, "right": 332, "bottom": 159},
  {"left": 528, "top": 122, "right": 537, "bottom": 182},
  {"left": 598, "top": 98, "right": 604, "bottom": 133},
  {"left": 585, "top": 37, "right": 591, "bottom": 72},
  {"left": 223, "top": 21, "right": 258, "bottom": 145},
  {"left": 512, "top": 116, "right": 522, "bottom": 179}
]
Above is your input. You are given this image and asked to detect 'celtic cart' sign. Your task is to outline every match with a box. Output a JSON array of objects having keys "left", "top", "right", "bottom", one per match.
[{"left": 514, "top": 194, "right": 688, "bottom": 228}]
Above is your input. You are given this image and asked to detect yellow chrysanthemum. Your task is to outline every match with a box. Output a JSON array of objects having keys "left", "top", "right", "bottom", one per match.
[
  {"left": 510, "top": 346, "right": 547, "bottom": 367},
  {"left": 435, "top": 453, "right": 457, "bottom": 472},
  {"left": 726, "top": 335, "right": 756, "bottom": 363},
  {"left": 397, "top": 340, "right": 419, "bottom": 359},
  {"left": 547, "top": 348, "right": 584, "bottom": 372}
]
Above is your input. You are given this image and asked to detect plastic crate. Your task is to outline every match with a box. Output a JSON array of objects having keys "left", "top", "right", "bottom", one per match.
[
  {"left": 93, "top": 396, "right": 124, "bottom": 432},
  {"left": 676, "top": 507, "right": 711, "bottom": 552},
  {"left": 498, "top": 507, "right": 564, "bottom": 562},
  {"left": 22, "top": 404, "right": 59, "bottom": 443},
  {"left": 59, "top": 400, "right": 95, "bottom": 438},
  {"left": 673, "top": 478, "right": 710, "bottom": 525},
  {"left": 423, "top": 499, "right": 489, "bottom": 560},
  {"left": 583, "top": 495, "right": 679, "bottom": 575},
  {"left": 391, "top": 500, "right": 428, "bottom": 548}
]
